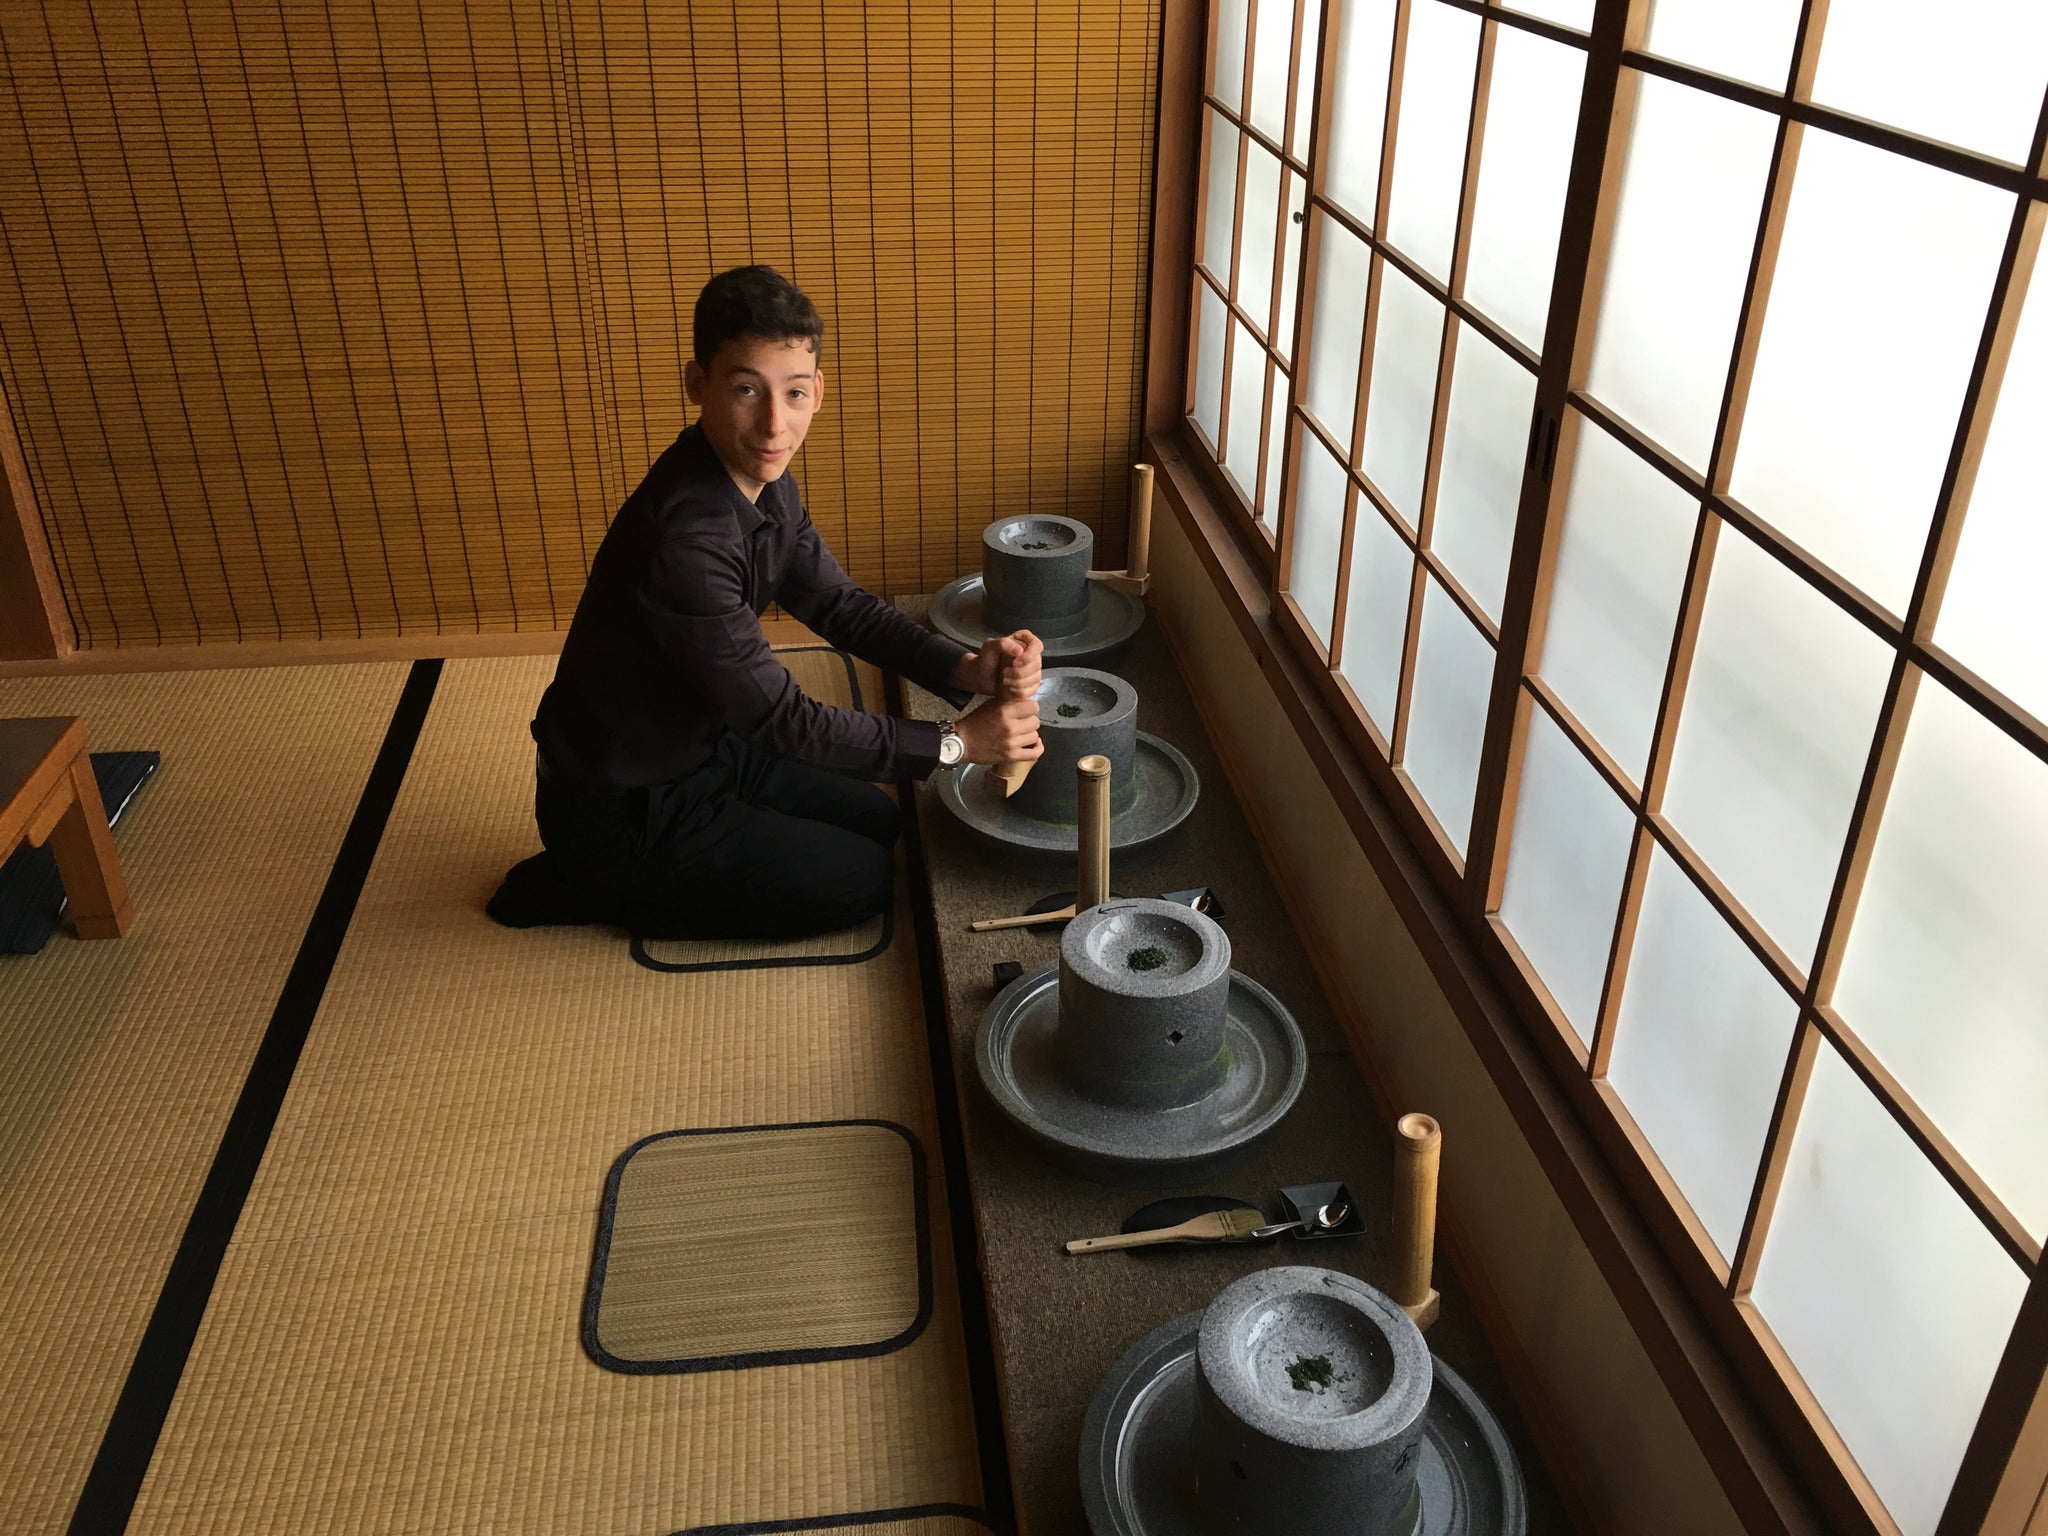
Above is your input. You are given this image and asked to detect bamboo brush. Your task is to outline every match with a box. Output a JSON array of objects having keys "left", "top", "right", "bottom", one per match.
[{"left": 1064, "top": 1206, "right": 1265, "bottom": 1253}]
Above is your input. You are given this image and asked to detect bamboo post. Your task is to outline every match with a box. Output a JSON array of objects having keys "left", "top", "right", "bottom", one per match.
[
  {"left": 1075, "top": 754, "right": 1111, "bottom": 910},
  {"left": 1393, "top": 1112, "right": 1442, "bottom": 1330},
  {"left": 967, "top": 753, "right": 1115, "bottom": 932},
  {"left": 1089, "top": 462, "right": 1154, "bottom": 596}
]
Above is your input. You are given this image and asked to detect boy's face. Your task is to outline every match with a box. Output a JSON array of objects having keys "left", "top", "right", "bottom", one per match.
[{"left": 683, "top": 333, "right": 826, "bottom": 502}]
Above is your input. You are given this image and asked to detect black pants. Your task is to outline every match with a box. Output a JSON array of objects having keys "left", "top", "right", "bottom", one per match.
[{"left": 537, "top": 734, "right": 899, "bottom": 941}]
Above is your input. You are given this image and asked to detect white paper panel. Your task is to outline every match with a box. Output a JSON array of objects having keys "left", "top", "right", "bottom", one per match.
[
  {"left": 1499, "top": 705, "right": 1635, "bottom": 1044},
  {"left": 1202, "top": 111, "right": 1242, "bottom": 283},
  {"left": 1609, "top": 848, "right": 1800, "bottom": 1259},
  {"left": 1275, "top": 171, "right": 1307, "bottom": 363},
  {"left": 1226, "top": 318, "right": 1267, "bottom": 498},
  {"left": 1304, "top": 213, "right": 1372, "bottom": 446},
  {"left": 1935, "top": 266, "right": 2048, "bottom": 726},
  {"left": 1464, "top": 24, "right": 1586, "bottom": 351},
  {"left": 1339, "top": 500, "right": 1415, "bottom": 734},
  {"left": 1663, "top": 528, "right": 1893, "bottom": 970},
  {"left": 1193, "top": 281, "right": 1228, "bottom": 447},
  {"left": 1291, "top": 0, "right": 1324, "bottom": 161},
  {"left": 1500, "top": 0, "right": 1593, "bottom": 29},
  {"left": 1642, "top": 0, "right": 1803, "bottom": 91},
  {"left": 1290, "top": 426, "right": 1350, "bottom": 645},
  {"left": 1324, "top": 0, "right": 1396, "bottom": 227},
  {"left": 1213, "top": 0, "right": 1250, "bottom": 112},
  {"left": 1754, "top": 1041, "right": 2029, "bottom": 1536},
  {"left": 1432, "top": 325, "right": 1535, "bottom": 623},
  {"left": 1730, "top": 129, "right": 2012, "bottom": 616},
  {"left": 1812, "top": 0, "right": 2048, "bottom": 165},
  {"left": 1537, "top": 413, "right": 1698, "bottom": 782},
  {"left": 1405, "top": 576, "right": 1495, "bottom": 854},
  {"left": 1585, "top": 75, "right": 1778, "bottom": 472},
  {"left": 1239, "top": 139, "right": 1284, "bottom": 330},
  {"left": 1834, "top": 679, "right": 2048, "bottom": 1242},
  {"left": 1361, "top": 262, "right": 1444, "bottom": 524},
  {"left": 1260, "top": 375, "right": 1291, "bottom": 523},
  {"left": 1248, "top": 0, "right": 1295, "bottom": 141},
  {"left": 1385, "top": 0, "right": 1481, "bottom": 282}
]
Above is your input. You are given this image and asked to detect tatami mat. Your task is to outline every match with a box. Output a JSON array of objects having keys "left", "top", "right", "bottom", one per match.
[
  {"left": 127, "top": 653, "right": 984, "bottom": 1535},
  {"left": 589, "top": 1120, "right": 928, "bottom": 1372},
  {"left": 0, "top": 664, "right": 409, "bottom": 1536}
]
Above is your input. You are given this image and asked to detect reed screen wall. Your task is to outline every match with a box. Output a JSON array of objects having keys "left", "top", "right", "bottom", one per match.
[{"left": 0, "top": 1, "right": 1159, "bottom": 648}]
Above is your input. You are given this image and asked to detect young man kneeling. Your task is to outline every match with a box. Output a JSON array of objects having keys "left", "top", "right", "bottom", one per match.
[{"left": 490, "top": 264, "right": 1041, "bottom": 939}]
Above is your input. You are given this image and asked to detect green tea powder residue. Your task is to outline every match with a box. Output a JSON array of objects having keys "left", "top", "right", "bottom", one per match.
[
  {"left": 1057, "top": 703, "right": 1083, "bottom": 718},
  {"left": 1021, "top": 540, "right": 1051, "bottom": 550},
  {"left": 1286, "top": 1354, "right": 1336, "bottom": 1394},
  {"left": 1126, "top": 946, "right": 1168, "bottom": 972}
]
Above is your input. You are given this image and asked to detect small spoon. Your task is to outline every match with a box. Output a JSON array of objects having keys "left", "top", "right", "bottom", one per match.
[{"left": 1251, "top": 1201, "right": 1350, "bottom": 1239}]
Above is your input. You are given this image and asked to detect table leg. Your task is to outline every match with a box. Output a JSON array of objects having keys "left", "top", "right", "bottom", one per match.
[{"left": 46, "top": 755, "right": 132, "bottom": 938}]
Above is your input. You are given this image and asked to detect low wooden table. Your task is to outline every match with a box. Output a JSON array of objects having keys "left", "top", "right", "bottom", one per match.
[{"left": 0, "top": 716, "right": 133, "bottom": 939}]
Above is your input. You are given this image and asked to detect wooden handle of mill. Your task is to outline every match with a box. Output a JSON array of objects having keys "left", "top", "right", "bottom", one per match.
[
  {"left": 1393, "top": 1112, "right": 1442, "bottom": 1325},
  {"left": 989, "top": 663, "right": 1040, "bottom": 797},
  {"left": 1127, "top": 463, "right": 1154, "bottom": 583},
  {"left": 1076, "top": 754, "right": 1111, "bottom": 911}
]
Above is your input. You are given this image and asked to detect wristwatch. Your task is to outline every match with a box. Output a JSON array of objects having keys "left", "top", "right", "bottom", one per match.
[{"left": 936, "top": 719, "right": 965, "bottom": 768}]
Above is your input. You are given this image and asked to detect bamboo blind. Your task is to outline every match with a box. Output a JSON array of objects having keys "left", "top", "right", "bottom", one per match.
[{"left": 0, "top": 1, "right": 1159, "bottom": 648}]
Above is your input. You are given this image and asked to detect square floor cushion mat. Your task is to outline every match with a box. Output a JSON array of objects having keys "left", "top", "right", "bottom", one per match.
[
  {"left": 0, "top": 750, "right": 159, "bottom": 954},
  {"left": 584, "top": 1119, "right": 932, "bottom": 1374}
]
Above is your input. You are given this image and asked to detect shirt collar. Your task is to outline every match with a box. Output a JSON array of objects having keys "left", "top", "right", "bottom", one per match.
[{"left": 681, "top": 423, "right": 771, "bottom": 536}]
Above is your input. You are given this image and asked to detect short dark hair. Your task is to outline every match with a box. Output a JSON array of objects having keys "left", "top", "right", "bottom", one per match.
[{"left": 692, "top": 265, "right": 823, "bottom": 368}]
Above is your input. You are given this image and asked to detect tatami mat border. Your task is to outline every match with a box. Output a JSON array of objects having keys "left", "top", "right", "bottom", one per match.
[
  {"left": 887, "top": 670, "right": 1019, "bottom": 1526},
  {"left": 626, "top": 646, "right": 893, "bottom": 975},
  {"left": 65, "top": 658, "right": 442, "bottom": 1535},
  {"left": 672, "top": 1502, "right": 1001, "bottom": 1534},
  {"left": 581, "top": 1118, "right": 934, "bottom": 1377}
]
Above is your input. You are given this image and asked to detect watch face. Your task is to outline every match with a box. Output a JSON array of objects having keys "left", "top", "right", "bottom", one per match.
[{"left": 940, "top": 731, "right": 964, "bottom": 765}]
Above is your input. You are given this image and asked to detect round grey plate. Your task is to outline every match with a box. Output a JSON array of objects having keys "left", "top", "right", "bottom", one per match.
[
  {"left": 932, "top": 572, "right": 1147, "bottom": 664},
  {"left": 936, "top": 733, "right": 1199, "bottom": 858},
  {"left": 975, "top": 963, "right": 1306, "bottom": 1187},
  {"left": 1080, "top": 1311, "right": 1528, "bottom": 1536}
]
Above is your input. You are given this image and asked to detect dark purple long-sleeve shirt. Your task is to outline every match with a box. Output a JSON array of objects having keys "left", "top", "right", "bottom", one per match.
[{"left": 533, "top": 424, "right": 971, "bottom": 789}]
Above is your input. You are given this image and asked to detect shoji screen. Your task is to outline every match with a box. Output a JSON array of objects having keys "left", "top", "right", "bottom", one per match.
[{"left": 0, "top": 1, "right": 1159, "bottom": 648}]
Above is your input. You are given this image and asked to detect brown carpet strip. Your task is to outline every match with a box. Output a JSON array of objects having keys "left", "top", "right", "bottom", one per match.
[
  {"left": 123, "top": 653, "right": 986, "bottom": 1535},
  {"left": 587, "top": 1119, "right": 930, "bottom": 1374},
  {"left": 0, "top": 662, "right": 414, "bottom": 1536}
]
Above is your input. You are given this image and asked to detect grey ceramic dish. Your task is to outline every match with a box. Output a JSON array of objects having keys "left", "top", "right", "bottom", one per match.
[
  {"left": 974, "top": 962, "right": 1307, "bottom": 1187},
  {"left": 934, "top": 732, "right": 1199, "bottom": 859},
  {"left": 1079, "top": 1309, "right": 1528, "bottom": 1536},
  {"left": 931, "top": 571, "right": 1146, "bottom": 664}
]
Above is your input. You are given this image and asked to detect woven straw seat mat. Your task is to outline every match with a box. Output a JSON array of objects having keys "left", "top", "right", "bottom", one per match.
[
  {"left": 588, "top": 1120, "right": 930, "bottom": 1373},
  {"left": 631, "top": 647, "right": 892, "bottom": 972},
  {"left": 127, "top": 653, "right": 983, "bottom": 1536},
  {"left": 0, "top": 664, "right": 409, "bottom": 1536},
  {"left": 675, "top": 1510, "right": 995, "bottom": 1535}
]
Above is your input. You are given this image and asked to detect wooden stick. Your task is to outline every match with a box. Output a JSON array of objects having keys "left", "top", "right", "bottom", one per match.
[
  {"left": 1393, "top": 1112, "right": 1443, "bottom": 1329},
  {"left": 967, "top": 753, "right": 1115, "bottom": 932},
  {"left": 1087, "top": 462, "right": 1155, "bottom": 596},
  {"left": 988, "top": 648, "right": 1040, "bottom": 798}
]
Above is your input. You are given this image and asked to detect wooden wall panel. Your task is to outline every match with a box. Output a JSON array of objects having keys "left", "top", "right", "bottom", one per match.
[{"left": 0, "top": 0, "right": 1159, "bottom": 650}]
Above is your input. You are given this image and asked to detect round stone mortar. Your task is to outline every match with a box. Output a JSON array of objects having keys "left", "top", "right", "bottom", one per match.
[
  {"left": 1055, "top": 898, "right": 1233, "bottom": 1110},
  {"left": 1191, "top": 1267, "right": 1433, "bottom": 1536},
  {"left": 982, "top": 514, "right": 1095, "bottom": 638},
  {"left": 1011, "top": 668, "right": 1139, "bottom": 825}
]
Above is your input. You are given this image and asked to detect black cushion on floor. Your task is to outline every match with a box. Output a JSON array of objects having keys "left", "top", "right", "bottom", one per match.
[{"left": 0, "top": 750, "right": 160, "bottom": 955}]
